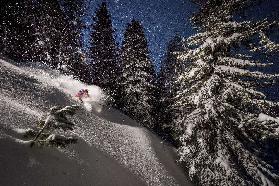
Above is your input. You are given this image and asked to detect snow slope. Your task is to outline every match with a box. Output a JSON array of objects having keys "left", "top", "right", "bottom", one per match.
[{"left": 0, "top": 58, "right": 192, "bottom": 186}]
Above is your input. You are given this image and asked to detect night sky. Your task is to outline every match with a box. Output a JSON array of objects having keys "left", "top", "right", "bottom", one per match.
[{"left": 82, "top": 0, "right": 198, "bottom": 69}]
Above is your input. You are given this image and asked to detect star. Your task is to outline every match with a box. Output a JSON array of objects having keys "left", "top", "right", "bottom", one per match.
[{"left": 82, "top": 0, "right": 198, "bottom": 67}]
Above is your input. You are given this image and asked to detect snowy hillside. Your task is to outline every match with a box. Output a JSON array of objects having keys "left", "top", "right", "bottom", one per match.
[{"left": 0, "top": 59, "right": 192, "bottom": 186}]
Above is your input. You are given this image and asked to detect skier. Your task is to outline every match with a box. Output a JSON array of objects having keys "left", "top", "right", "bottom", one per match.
[{"left": 75, "top": 89, "right": 89, "bottom": 103}]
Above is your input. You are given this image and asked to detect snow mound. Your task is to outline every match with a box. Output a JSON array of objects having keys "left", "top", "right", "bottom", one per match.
[
  {"left": 1, "top": 59, "right": 106, "bottom": 111},
  {"left": 0, "top": 59, "right": 192, "bottom": 186}
]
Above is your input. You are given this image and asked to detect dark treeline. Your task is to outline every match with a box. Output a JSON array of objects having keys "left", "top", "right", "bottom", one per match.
[{"left": 90, "top": 2, "right": 120, "bottom": 105}]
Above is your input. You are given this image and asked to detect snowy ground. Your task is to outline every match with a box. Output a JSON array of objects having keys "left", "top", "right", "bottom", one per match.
[{"left": 0, "top": 58, "right": 192, "bottom": 186}]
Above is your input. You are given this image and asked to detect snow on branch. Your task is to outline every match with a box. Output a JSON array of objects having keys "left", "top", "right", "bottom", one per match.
[
  {"left": 224, "top": 82, "right": 266, "bottom": 99},
  {"left": 215, "top": 65, "right": 278, "bottom": 80},
  {"left": 217, "top": 57, "right": 272, "bottom": 68},
  {"left": 173, "top": 2, "right": 279, "bottom": 185},
  {"left": 256, "top": 31, "right": 279, "bottom": 53}
]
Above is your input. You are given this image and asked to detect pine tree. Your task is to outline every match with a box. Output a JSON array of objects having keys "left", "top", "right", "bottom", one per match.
[
  {"left": 174, "top": 0, "right": 279, "bottom": 185},
  {"left": 62, "top": 0, "right": 84, "bottom": 21},
  {"left": 0, "top": 0, "right": 36, "bottom": 60},
  {"left": 29, "top": 0, "right": 64, "bottom": 67},
  {"left": 90, "top": 2, "right": 120, "bottom": 102},
  {"left": 121, "top": 20, "right": 156, "bottom": 128},
  {"left": 0, "top": 0, "right": 11, "bottom": 55},
  {"left": 0, "top": 0, "right": 71, "bottom": 67},
  {"left": 60, "top": 0, "right": 90, "bottom": 83},
  {"left": 155, "top": 36, "right": 187, "bottom": 141}
]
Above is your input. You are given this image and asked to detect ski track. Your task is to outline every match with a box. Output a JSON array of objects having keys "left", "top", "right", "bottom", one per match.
[
  {"left": 0, "top": 60, "right": 179, "bottom": 186},
  {"left": 74, "top": 118, "right": 177, "bottom": 186}
]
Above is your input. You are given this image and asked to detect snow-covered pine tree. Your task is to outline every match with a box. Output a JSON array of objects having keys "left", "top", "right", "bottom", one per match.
[
  {"left": 155, "top": 36, "right": 187, "bottom": 140},
  {"left": 29, "top": 105, "right": 80, "bottom": 147},
  {"left": 60, "top": 0, "right": 90, "bottom": 83},
  {"left": 0, "top": 0, "right": 36, "bottom": 61},
  {"left": 121, "top": 20, "right": 156, "bottom": 128},
  {"left": 0, "top": 0, "right": 86, "bottom": 75},
  {"left": 174, "top": 0, "right": 279, "bottom": 185},
  {"left": 0, "top": 0, "right": 72, "bottom": 68},
  {"left": 0, "top": 0, "right": 12, "bottom": 55},
  {"left": 90, "top": 2, "right": 121, "bottom": 104},
  {"left": 62, "top": 0, "right": 85, "bottom": 21},
  {"left": 30, "top": 0, "right": 70, "bottom": 68}
]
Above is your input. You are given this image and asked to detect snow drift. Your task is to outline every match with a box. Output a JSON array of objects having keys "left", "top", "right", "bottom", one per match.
[
  {"left": 0, "top": 59, "right": 105, "bottom": 112},
  {"left": 0, "top": 59, "right": 192, "bottom": 186}
]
